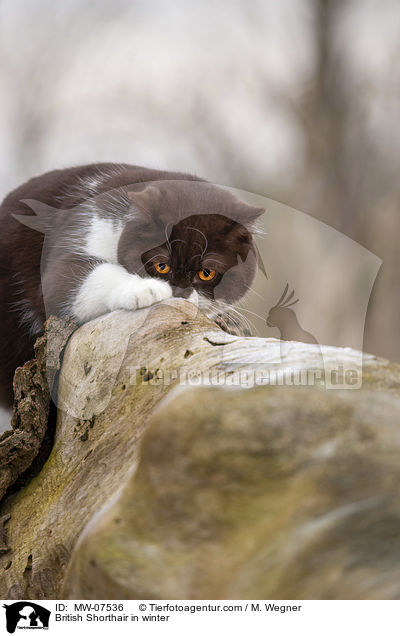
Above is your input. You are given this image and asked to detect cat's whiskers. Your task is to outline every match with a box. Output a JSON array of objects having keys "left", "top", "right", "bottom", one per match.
[
  {"left": 203, "top": 252, "right": 222, "bottom": 258},
  {"left": 196, "top": 296, "right": 254, "bottom": 336},
  {"left": 185, "top": 226, "right": 208, "bottom": 257},
  {"left": 193, "top": 241, "right": 204, "bottom": 254},
  {"left": 236, "top": 304, "right": 266, "bottom": 322},
  {"left": 241, "top": 282, "right": 265, "bottom": 301},
  {"left": 225, "top": 305, "right": 254, "bottom": 334},
  {"left": 190, "top": 252, "right": 204, "bottom": 263},
  {"left": 224, "top": 302, "right": 256, "bottom": 334},
  {"left": 164, "top": 222, "right": 173, "bottom": 256},
  {"left": 143, "top": 254, "right": 169, "bottom": 266},
  {"left": 206, "top": 258, "right": 226, "bottom": 268}
]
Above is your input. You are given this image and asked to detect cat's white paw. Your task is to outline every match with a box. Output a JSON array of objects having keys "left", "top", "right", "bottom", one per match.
[
  {"left": 116, "top": 277, "right": 172, "bottom": 310},
  {"left": 73, "top": 264, "right": 173, "bottom": 321}
]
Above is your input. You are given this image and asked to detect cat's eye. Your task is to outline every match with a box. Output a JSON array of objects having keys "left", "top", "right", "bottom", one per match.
[
  {"left": 198, "top": 268, "right": 216, "bottom": 281},
  {"left": 155, "top": 263, "right": 171, "bottom": 274}
]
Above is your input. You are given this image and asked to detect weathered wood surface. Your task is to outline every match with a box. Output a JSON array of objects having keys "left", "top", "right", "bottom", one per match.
[
  {"left": 0, "top": 299, "right": 399, "bottom": 599},
  {"left": 0, "top": 317, "right": 77, "bottom": 503}
]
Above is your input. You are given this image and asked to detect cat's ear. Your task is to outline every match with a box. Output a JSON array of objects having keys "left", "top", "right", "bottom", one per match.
[
  {"left": 12, "top": 199, "right": 54, "bottom": 233},
  {"left": 231, "top": 202, "right": 265, "bottom": 227},
  {"left": 239, "top": 204, "right": 265, "bottom": 224}
]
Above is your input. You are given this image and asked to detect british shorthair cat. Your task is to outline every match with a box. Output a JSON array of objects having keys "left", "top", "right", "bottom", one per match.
[{"left": 0, "top": 163, "right": 264, "bottom": 409}]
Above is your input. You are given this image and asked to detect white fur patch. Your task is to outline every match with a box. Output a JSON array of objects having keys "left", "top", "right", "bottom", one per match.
[
  {"left": 187, "top": 289, "right": 199, "bottom": 305},
  {"left": 84, "top": 217, "right": 124, "bottom": 263},
  {"left": 72, "top": 263, "right": 173, "bottom": 322}
]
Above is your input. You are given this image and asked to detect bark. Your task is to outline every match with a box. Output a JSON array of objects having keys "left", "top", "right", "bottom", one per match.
[{"left": 0, "top": 316, "right": 77, "bottom": 503}]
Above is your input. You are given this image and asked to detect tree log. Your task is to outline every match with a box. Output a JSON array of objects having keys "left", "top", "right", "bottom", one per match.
[
  {"left": 0, "top": 317, "right": 77, "bottom": 503},
  {"left": 0, "top": 299, "right": 399, "bottom": 599}
]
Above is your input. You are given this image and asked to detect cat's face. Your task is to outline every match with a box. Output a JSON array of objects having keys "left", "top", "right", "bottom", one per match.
[
  {"left": 141, "top": 214, "right": 255, "bottom": 301},
  {"left": 117, "top": 181, "right": 264, "bottom": 303}
]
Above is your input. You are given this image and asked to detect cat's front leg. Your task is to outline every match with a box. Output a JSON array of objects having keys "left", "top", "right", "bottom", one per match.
[{"left": 72, "top": 263, "right": 172, "bottom": 323}]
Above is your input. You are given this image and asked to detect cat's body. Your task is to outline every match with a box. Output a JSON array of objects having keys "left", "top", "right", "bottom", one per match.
[{"left": 0, "top": 163, "right": 263, "bottom": 408}]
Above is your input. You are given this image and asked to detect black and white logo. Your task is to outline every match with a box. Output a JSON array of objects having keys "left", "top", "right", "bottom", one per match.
[{"left": 3, "top": 603, "right": 50, "bottom": 633}]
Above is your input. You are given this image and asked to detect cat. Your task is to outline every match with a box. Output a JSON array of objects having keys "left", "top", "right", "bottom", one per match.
[{"left": 0, "top": 163, "right": 264, "bottom": 410}]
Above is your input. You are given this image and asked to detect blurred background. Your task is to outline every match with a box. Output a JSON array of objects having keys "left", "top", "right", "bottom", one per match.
[{"left": 0, "top": 0, "right": 399, "bottom": 360}]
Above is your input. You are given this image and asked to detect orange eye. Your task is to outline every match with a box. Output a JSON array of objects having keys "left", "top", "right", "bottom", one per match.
[
  {"left": 198, "top": 268, "right": 216, "bottom": 281},
  {"left": 155, "top": 263, "right": 171, "bottom": 274}
]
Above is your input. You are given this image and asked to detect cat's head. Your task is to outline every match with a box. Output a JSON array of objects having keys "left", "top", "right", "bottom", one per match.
[{"left": 118, "top": 180, "right": 264, "bottom": 304}]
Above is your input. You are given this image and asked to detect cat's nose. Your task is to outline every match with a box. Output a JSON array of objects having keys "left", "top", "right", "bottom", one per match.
[{"left": 171, "top": 285, "right": 193, "bottom": 299}]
